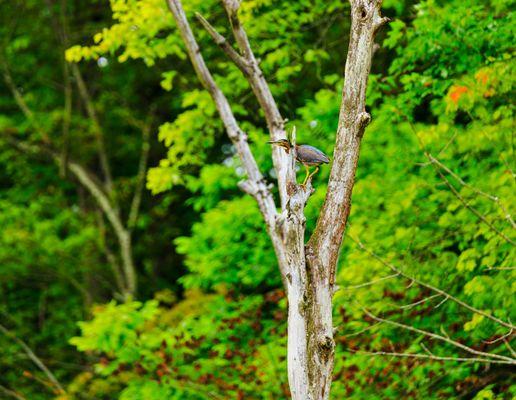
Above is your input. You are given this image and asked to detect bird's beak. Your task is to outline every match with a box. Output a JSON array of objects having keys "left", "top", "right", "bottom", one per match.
[{"left": 267, "top": 140, "right": 279, "bottom": 144}]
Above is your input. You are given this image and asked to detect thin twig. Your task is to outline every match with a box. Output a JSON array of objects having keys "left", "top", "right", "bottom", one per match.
[
  {"left": 128, "top": 116, "right": 152, "bottom": 230},
  {"left": 433, "top": 295, "right": 449, "bottom": 309},
  {"left": 348, "top": 349, "right": 515, "bottom": 365},
  {"left": 95, "top": 209, "right": 126, "bottom": 294},
  {"left": 400, "top": 294, "right": 441, "bottom": 310},
  {"left": 71, "top": 64, "right": 114, "bottom": 196},
  {"left": 344, "top": 322, "right": 383, "bottom": 337},
  {"left": 0, "top": 324, "right": 65, "bottom": 394},
  {"left": 483, "top": 328, "right": 514, "bottom": 345},
  {"left": 428, "top": 154, "right": 515, "bottom": 229},
  {"left": 0, "top": 59, "right": 47, "bottom": 140},
  {"left": 360, "top": 307, "right": 515, "bottom": 364},
  {"left": 436, "top": 169, "right": 515, "bottom": 245},
  {"left": 409, "top": 122, "right": 515, "bottom": 245},
  {"left": 503, "top": 338, "right": 516, "bottom": 358},
  {"left": 195, "top": 13, "right": 250, "bottom": 73},
  {"left": 0, "top": 384, "right": 26, "bottom": 400},
  {"left": 349, "top": 234, "right": 516, "bottom": 330},
  {"left": 466, "top": 110, "right": 516, "bottom": 182},
  {"left": 420, "top": 342, "right": 434, "bottom": 356},
  {"left": 343, "top": 273, "right": 400, "bottom": 290},
  {"left": 436, "top": 130, "right": 458, "bottom": 157},
  {"left": 45, "top": 0, "right": 73, "bottom": 177}
]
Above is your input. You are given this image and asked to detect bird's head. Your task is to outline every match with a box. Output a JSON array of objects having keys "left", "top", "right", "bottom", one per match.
[{"left": 267, "top": 139, "right": 291, "bottom": 153}]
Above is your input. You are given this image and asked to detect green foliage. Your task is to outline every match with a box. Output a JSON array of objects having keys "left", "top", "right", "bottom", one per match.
[
  {"left": 176, "top": 196, "right": 280, "bottom": 291},
  {"left": 1, "top": 0, "right": 514, "bottom": 398},
  {"left": 69, "top": 291, "right": 289, "bottom": 399}
]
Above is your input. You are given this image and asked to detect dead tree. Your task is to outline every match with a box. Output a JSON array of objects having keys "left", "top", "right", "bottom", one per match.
[{"left": 165, "top": 0, "right": 388, "bottom": 398}]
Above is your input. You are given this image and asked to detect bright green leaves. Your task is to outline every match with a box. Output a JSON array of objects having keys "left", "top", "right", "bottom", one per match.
[
  {"left": 176, "top": 196, "right": 279, "bottom": 291},
  {"left": 0, "top": 196, "right": 98, "bottom": 278},
  {"left": 160, "top": 71, "right": 177, "bottom": 91},
  {"left": 146, "top": 90, "right": 220, "bottom": 194},
  {"left": 383, "top": 20, "right": 406, "bottom": 49},
  {"left": 59, "top": 0, "right": 516, "bottom": 398},
  {"left": 385, "top": 0, "right": 515, "bottom": 117},
  {"left": 70, "top": 300, "right": 159, "bottom": 356},
  {"left": 120, "top": 381, "right": 175, "bottom": 400},
  {"left": 146, "top": 159, "right": 182, "bottom": 194},
  {"left": 65, "top": 0, "right": 182, "bottom": 66},
  {"left": 456, "top": 249, "right": 479, "bottom": 272},
  {"left": 70, "top": 292, "right": 288, "bottom": 399},
  {"left": 445, "top": 63, "right": 514, "bottom": 117},
  {"left": 464, "top": 313, "right": 485, "bottom": 332}
]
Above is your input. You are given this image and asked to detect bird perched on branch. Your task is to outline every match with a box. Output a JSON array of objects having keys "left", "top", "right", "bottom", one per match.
[{"left": 268, "top": 139, "right": 330, "bottom": 186}]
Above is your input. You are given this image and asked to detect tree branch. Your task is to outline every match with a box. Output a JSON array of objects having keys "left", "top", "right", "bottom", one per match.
[
  {"left": 348, "top": 349, "right": 515, "bottom": 365},
  {"left": 202, "top": 2, "right": 291, "bottom": 209},
  {"left": 307, "top": 0, "right": 389, "bottom": 285},
  {"left": 361, "top": 307, "right": 516, "bottom": 364},
  {"left": 67, "top": 159, "right": 136, "bottom": 296},
  {"left": 342, "top": 272, "right": 400, "bottom": 290},
  {"left": 349, "top": 234, "right": 516, "bottom": 330},
  {"left": 71, "top": 64, "right": 115, "bottom": 196},
  {"left": 95, "top": 208, "right": 127, "bottom": 295},
  {"left": 128, "top": 117, "right": 152, "bottom": 230},
  {"left": 194, "top": 13, "right": 250, "bottom": 73},
  {"left": 400, "top": 294, "right": 442, "bottom": 310},
  {"left": 0, "top": 324, "right": 65, "bottom": 394},
  {"left": 44, "top": 0, "right": 73, "bottom": 177},
  {"left": 410, "top": 123, "right": 515, "bottom": 245},
  {"left": 4, "top": 135, "right": 136, "bottom": 297},
  {"left": 165, "top": 0, "right": 290, "bottom": 285},
  {"left": 426, "top": 153, "right": 515, "bottom": 229},
  {"left": 0, "top": 384, "right": 26, "bottom": 400},
  {"left": 436, "top": 169, "right": 515, "bottom": 245},
  {"left": 0, "top": 59, "right": 48, "bottom": 141}
]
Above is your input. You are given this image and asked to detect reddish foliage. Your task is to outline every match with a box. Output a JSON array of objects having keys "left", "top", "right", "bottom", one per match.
[
  {"left": 475, "top": 71, "right": 489, "bottom": 85},
  {"left": 449, "top": 85, "right": 469, "bottom": 103}
]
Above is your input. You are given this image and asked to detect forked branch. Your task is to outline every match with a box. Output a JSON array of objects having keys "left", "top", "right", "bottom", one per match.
[
  {"left": 196, "top": 3, "right": 290, "bottom": 208},
  {"left": 166, "top": 0, "right": 290, "bottom": 284}
]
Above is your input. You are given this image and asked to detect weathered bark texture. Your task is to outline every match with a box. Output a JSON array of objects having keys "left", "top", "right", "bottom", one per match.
[
  {"left": 165, "top": 0, "right": 387, "bottom": 398},
  {"left": 300, "top": 2, "right": 389, "bottom": 398}
]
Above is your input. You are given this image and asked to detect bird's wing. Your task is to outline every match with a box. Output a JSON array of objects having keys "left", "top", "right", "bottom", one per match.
[{"left": 298, "top": 145, "right": 330, "bottom": 163}]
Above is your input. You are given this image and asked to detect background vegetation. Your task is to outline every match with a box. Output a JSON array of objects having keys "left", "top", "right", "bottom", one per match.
[{"left": 0, "top": 0, "right": 514, "bottom": 399}]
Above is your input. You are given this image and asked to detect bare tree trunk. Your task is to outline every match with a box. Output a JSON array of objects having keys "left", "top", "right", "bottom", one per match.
[
  {"left": 296, "top": 2, "right": 389, "bottom": 398},
  {"left": 165, "top": 0, "right": 388, "bottom": 398}
]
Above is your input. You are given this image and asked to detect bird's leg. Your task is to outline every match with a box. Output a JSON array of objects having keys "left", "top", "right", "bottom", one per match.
[
  {"left": 301, "top": 164, "right": 310, "bottom": 187},
  {"left": 307, "top": 166, "right": 320, "bottom": 182}
]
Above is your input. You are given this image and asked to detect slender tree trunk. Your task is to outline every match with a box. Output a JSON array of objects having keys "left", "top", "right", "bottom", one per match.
[{"left": 284, "top": 1, "right": 388, "bottom": 397}]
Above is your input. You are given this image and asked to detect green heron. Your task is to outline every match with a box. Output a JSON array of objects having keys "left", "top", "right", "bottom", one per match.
[{"left": 268, "top": 139, "right": 330, "bottom": 185}]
